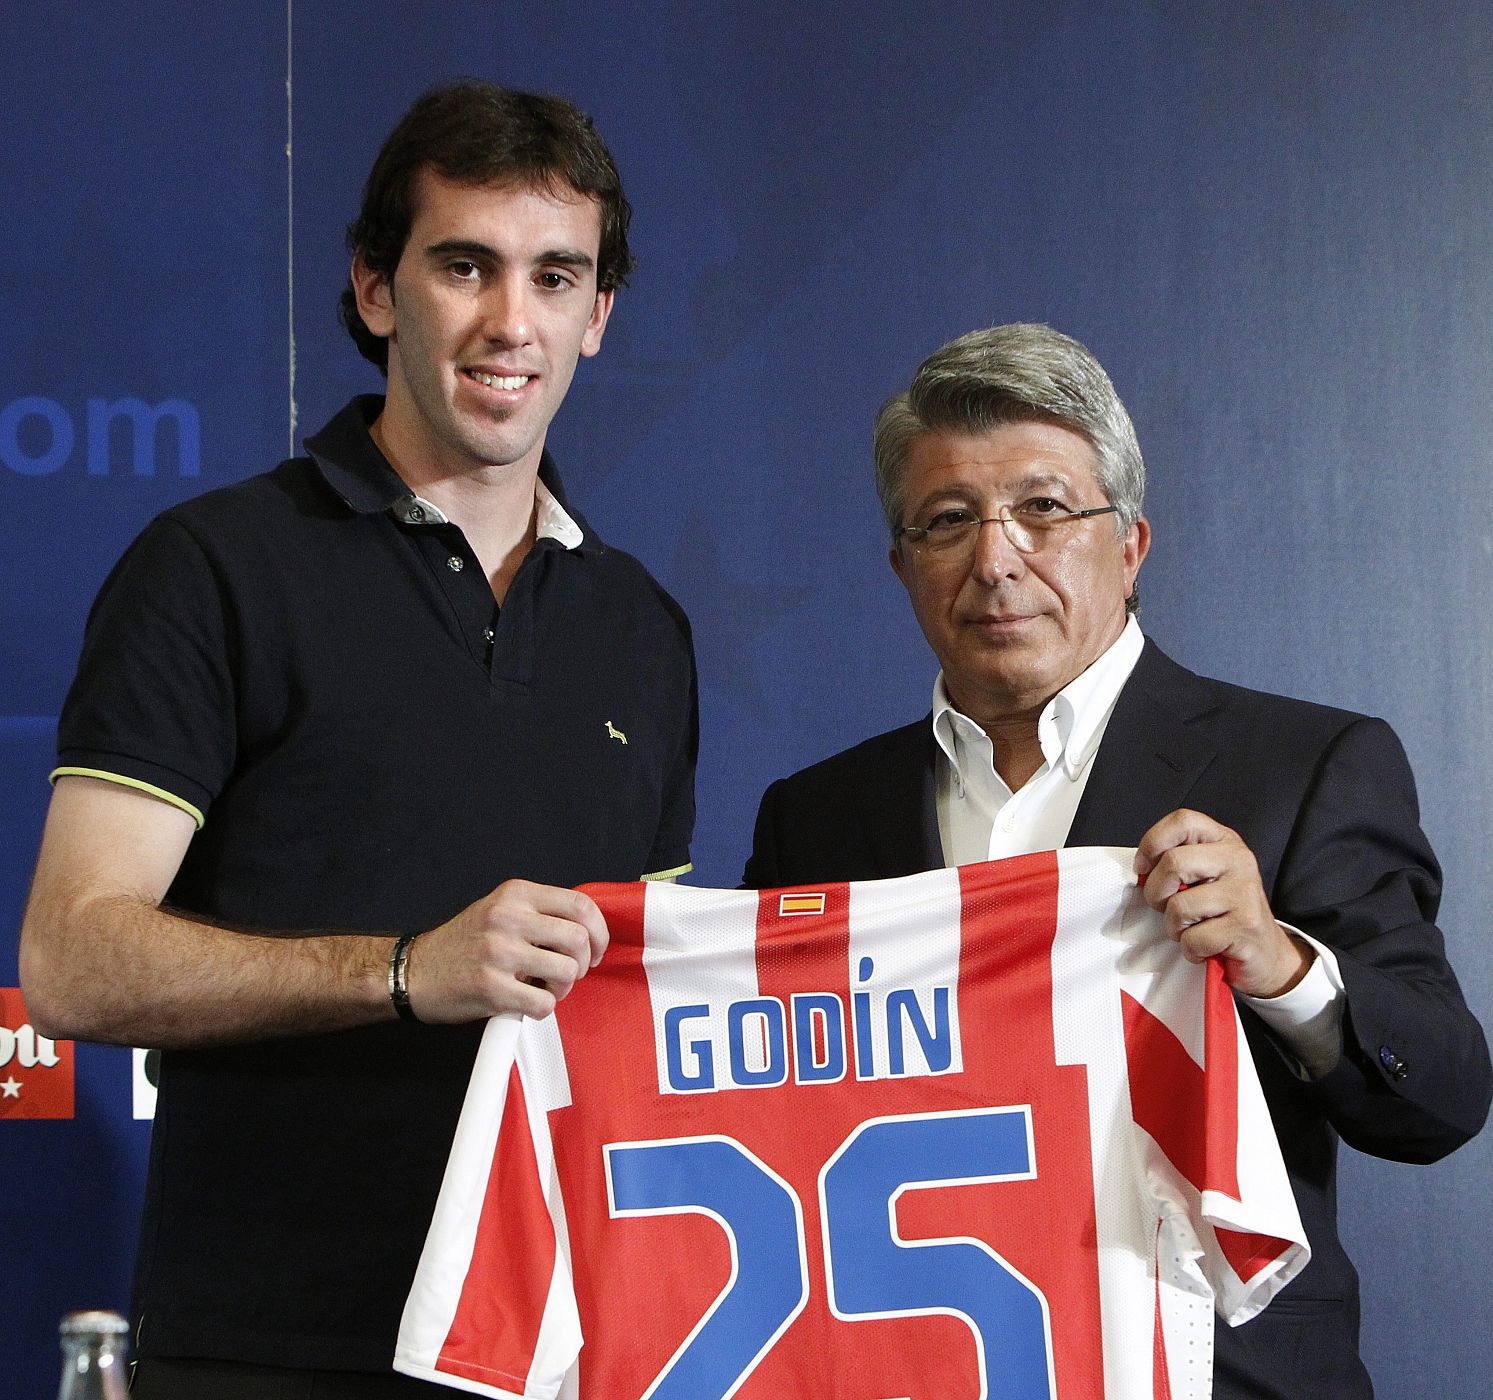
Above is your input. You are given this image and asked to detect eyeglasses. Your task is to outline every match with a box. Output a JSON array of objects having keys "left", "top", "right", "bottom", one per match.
[{"left": 895, "top": 501, "right": 1119, "bottom": 560}]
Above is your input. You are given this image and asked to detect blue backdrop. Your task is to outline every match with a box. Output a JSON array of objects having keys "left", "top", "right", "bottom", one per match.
[{"left": 5, "top": 3, "right": 1490, "bottom": 1394}]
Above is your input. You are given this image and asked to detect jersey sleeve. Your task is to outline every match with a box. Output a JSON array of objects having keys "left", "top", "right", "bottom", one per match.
[
  {"left": 54, "top": 514, "right": 238, "bottom": 826},
  {"left": 395, "top": 1014, "right": 581, "bottom": 1399},
  {"left": 1122, "top": 951, "right": 1311, "bottom": 1325}
]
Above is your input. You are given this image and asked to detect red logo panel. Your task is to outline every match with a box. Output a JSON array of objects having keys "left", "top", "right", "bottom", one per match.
[{"left": 0, "top": 988, "right": 75, "bottom": 1119}]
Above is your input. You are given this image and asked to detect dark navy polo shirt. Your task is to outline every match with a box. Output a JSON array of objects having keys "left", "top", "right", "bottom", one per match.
[{"left": 54, "top": 396, "right": 698, "bottom": 1370}]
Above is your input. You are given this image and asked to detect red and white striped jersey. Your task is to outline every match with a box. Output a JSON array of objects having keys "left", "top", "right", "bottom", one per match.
[{"left": 395, "top": 847, "right": 1308, "bottom": 1400}]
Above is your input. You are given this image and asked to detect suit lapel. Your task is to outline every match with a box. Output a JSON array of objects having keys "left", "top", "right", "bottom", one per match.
[
  {"left": 856, "top": 719, "right": 945, "bottom": 878},
  {"left": 1067, "top": 641, "right": 1223, "bottom": 848}
]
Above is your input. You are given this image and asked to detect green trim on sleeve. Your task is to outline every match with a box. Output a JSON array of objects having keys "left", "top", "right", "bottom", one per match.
[
  {"left": 50, "top": 767, "right": 206, "bottom": 830},
  {"left": 641, "top": 863, "right": 692, "bottom": 882}
]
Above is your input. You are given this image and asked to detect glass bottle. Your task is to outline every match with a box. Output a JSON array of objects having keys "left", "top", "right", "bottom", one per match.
[{"left": 56, "top": 1311, "right": 129, "bottom": 1400}]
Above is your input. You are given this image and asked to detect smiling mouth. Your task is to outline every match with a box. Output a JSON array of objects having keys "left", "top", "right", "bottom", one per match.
[{"left": 465, "top": 369, "right": 532, "bottom": 391}]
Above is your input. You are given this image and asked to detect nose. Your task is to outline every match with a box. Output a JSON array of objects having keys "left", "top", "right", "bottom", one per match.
[
  {"left": 479, "top": 274, "right": 533, "bottom": 346},
  {"left": 967, "top": 514, "right": 1025, "bottom": 583}
]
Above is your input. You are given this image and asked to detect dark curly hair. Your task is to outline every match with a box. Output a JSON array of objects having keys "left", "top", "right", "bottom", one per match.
[{"left": 338, "top": 80, "right": 634, "bottom": 371}]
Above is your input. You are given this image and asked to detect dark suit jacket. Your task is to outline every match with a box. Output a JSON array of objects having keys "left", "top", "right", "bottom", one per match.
[{"left": 745, "top": 641, "right": 1491, "bottom": 1399}]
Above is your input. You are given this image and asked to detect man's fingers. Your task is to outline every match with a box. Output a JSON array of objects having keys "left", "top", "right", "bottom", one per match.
[
  {"left": 1154, "top": 878, "right": 1221, "bottom": 930},
  {"left": 1140, "top": 847, "right": 1232, "bottom": 908},
  {"left": 503, "top": 978, "right": 559, "bottom": 1022},
  {"left": 1137, "top": 813, "right": 1260, "bottom": 915},
  {"left": 491, "top": 882, "right": 609, "bottom": 968},
  {"left": 505, "top": 911, "right": 595, "bottom": 967},
  {"left": 1132, "top": 816, "right": 1298, "bottom": 995},
  {"left": 511, "top": 945, "right": 587, "bottom": 999},
  {"left": 1134, "top": 808, "right": 1229, "bottom": 877},
  {"left": 409, "top": 881, "right": 612, "bottom": 1023},
  {"left": 1173, "top": 912, "right": 1239, "bottom": 962}
]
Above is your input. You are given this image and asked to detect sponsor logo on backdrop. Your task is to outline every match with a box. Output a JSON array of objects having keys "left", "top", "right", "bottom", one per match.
[
  {"left": 0, "top": 396, "right": 200, "bottom": 478},
  {"left": 133, "top": 1046, "right": 159, "bottom": 1120},
  {"left": 0, "top": 988, "right": 74, "bottom": 1119}
]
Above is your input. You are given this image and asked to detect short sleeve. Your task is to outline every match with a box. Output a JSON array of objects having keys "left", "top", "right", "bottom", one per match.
[{"left": 55, "top": 514, "right": 237, "bottom": 825}]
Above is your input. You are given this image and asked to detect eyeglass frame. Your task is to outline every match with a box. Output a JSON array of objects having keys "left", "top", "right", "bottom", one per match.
[{"left": 894, "top": 502, "right": 1121, "bottom": 559}]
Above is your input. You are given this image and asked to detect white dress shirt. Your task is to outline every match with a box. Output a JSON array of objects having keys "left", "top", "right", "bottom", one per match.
[{"left": 931, "top": 617, "right": 1345, "bottom": 1077}]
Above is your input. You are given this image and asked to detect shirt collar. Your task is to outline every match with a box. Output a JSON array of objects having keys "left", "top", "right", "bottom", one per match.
[
  {"left": 386, "top": 478, "right": 582, "bottom": 549},
  {"left": 932, "top": 615, "right": 1145, "bottom": 786},
  {"left": 533, "top": 479, "right": 584, "bottom": 548},
  {"left": 303, "top": 394, "right": 595, "bottom": 552}
]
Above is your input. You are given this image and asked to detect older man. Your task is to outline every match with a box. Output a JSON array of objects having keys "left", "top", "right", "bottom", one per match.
[{"left": 744, "top": 322, "right": 1489, "bottom": 1398}]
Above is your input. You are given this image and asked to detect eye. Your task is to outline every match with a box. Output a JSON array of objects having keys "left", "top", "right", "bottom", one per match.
[
  {"left": 446, "top": 260, "right": 481, "bottom": 281},
  {"left": 1013, "top": 496, "right": 1070, "bottom": 519},
  {"left": 537, "top": 270, "right": 576, "bottom": 290},
  {"left": 923, "top": 507, "right": 979, "bottom": 533}
]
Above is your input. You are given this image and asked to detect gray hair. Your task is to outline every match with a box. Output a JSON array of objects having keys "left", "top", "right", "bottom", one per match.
[{"left": 874, "top": 322, "right": 1146, "bottom": 539}]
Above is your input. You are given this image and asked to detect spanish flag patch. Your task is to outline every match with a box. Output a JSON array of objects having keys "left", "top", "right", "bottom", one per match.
[{"left": 777, "top": 892, "right": 827, "bottom": 917}]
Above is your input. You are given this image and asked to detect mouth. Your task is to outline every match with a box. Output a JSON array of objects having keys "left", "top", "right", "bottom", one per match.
[
  {"left": 963, "top": 612, "right": 1041, "bottom": 635},
  {"left": 463, "top": 368, "right": 533, "bottom": 392}
]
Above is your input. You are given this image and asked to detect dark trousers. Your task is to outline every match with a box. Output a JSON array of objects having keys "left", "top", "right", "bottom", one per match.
[{"left": 131, "top": 1358, "right": 456, "bottom": 1398}]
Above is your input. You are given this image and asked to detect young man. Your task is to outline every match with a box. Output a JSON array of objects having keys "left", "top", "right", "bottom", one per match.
[{"left": 21, "top": 82, "right": 697, "bottom": 1396}]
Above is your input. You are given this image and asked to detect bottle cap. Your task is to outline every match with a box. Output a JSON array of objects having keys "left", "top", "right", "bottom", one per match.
[{"left": 59, "top": 1311, "right": 129, "bottom": 1337}]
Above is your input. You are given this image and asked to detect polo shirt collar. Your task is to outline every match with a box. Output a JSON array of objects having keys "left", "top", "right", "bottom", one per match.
[
  {"left": 533, "top": 479, "right": 584, "bottom": 549},
  {"left": 302, "top": 394, "right": 599, "bottom": 552}
]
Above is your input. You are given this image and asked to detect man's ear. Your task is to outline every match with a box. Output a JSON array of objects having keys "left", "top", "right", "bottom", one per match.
[
  {"left": 350, "top": 253, "right": 396, "bottom": 340},
  {"left": 889, "top": 541, "right": 910, "bottom": 589},
  {"left": 1123, "top": 516, "right": 1151, "bottom": 599},
  {"left": 579, "top": 288, "right": 615, "bottom": 359}
]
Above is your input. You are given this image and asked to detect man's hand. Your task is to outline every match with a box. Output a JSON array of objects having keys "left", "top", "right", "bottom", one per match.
[
  {"left": 406, "top": 880, "right": 610, "bottom": 1023},
  {"left": 1134, "top": 809, "right": 1312, "bottom": 999}
]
